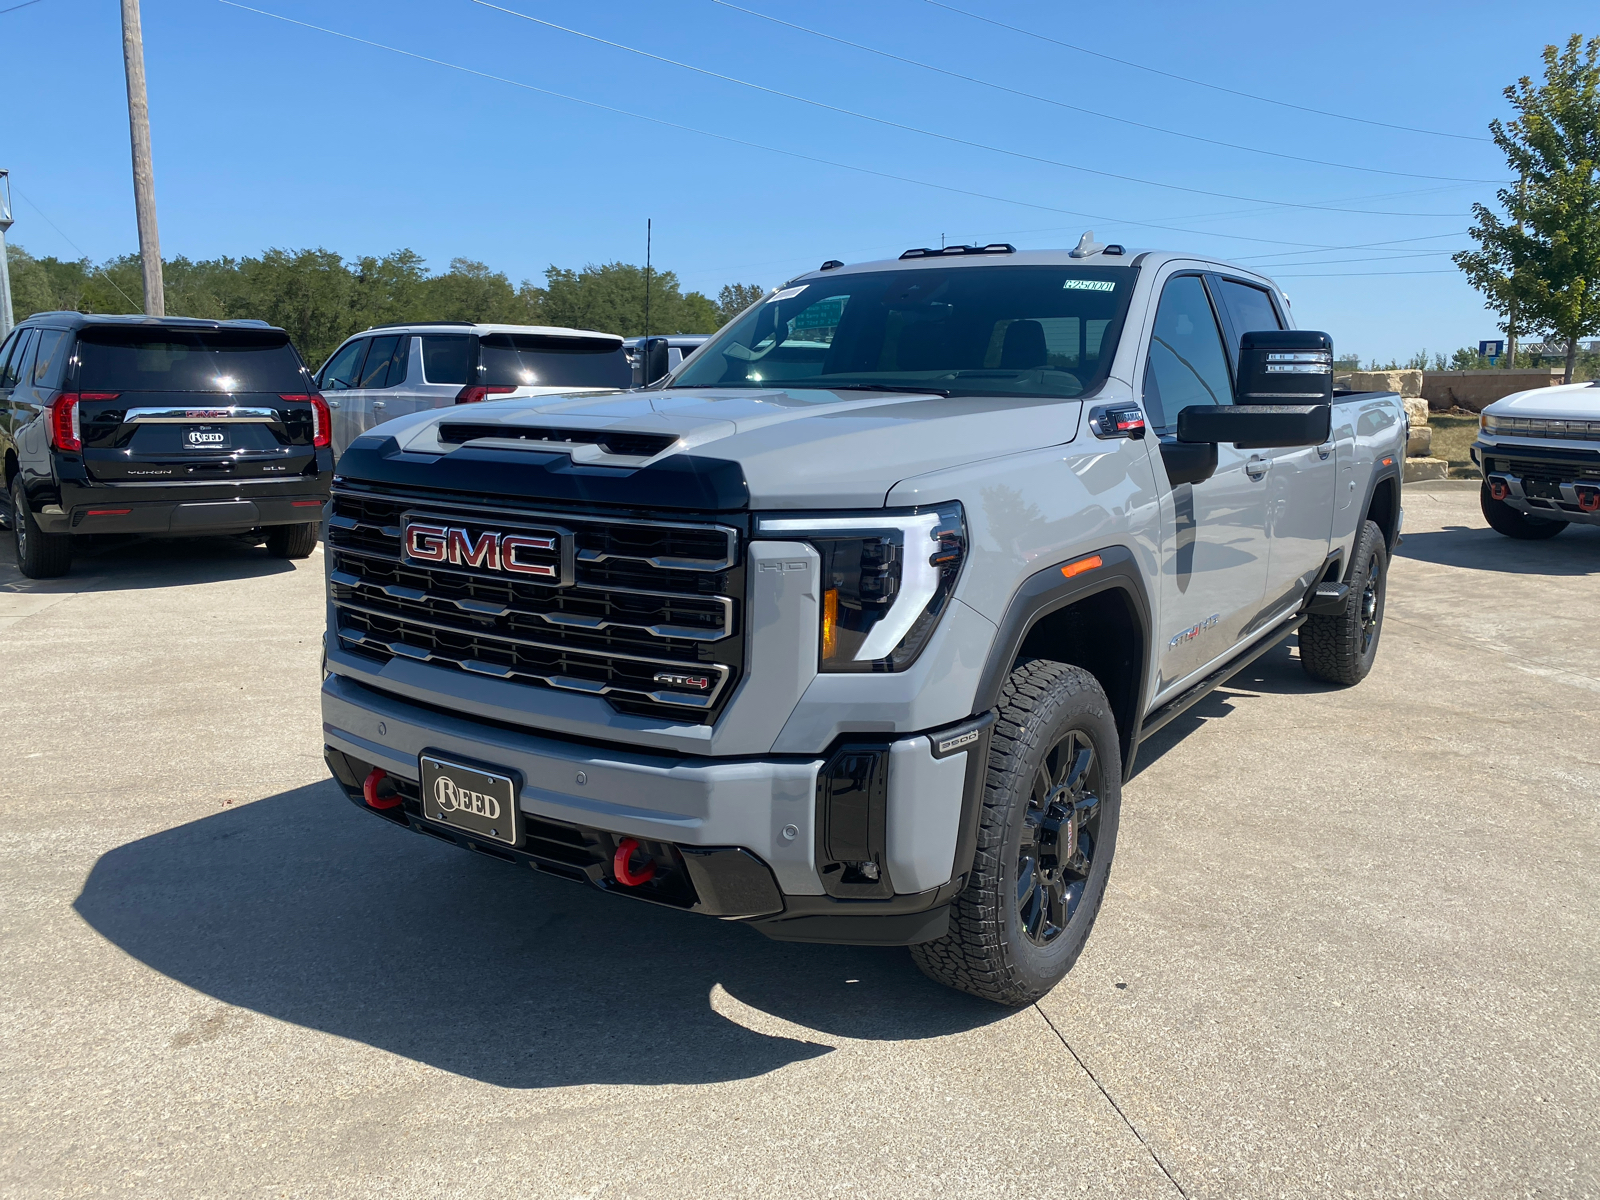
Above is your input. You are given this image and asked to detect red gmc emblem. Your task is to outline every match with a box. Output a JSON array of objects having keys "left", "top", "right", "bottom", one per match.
[{"left": 403, "top": 518, "right": 562, "bottom": 579}]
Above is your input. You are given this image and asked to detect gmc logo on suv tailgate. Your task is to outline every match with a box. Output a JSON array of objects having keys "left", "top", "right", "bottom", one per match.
[{"left": 403, "top": 516, "right": 569, "bottom": 581}]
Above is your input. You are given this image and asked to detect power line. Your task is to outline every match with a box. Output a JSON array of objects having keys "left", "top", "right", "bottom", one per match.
[
  {"left": 472, "top": 1, "right": 1470, "bottom": 218},
  {"left": 0, "top": 0, "right": 49, "bottom": 14},
  {"left": 1272, "top": 269, "right": 1460, "bottom": 278},
  {"left": 709, "top": 0, "right": 1504, "bottom": 185},
  {"left": 10, "top": 186, "right": 145, "bottom": 311},
  {"left": 215, "top": 1, "right": 1388, "bottom": 253},
  {"left": 923, "top": 0, "right": 1491, "bottom": 144}
]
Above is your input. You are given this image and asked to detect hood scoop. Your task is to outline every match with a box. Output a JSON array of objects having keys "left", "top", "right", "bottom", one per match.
[{"left": 436, "top": 422, "right": 680, "bottom": 461}]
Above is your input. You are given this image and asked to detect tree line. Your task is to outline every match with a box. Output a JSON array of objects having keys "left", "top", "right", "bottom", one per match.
[{"left": 6, "top": 243, "right": 766, "bottom": 368}]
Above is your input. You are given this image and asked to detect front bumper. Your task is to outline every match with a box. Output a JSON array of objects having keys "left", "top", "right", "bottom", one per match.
[
  {"left": 1474, "top": 439, "right": 1600, "bottom": 525},
  {"left": 321, "top": 672, "right": 984, "bottom": 944}
]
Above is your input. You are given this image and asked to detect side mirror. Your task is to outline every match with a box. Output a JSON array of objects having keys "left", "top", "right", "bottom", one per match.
[
  {"left": 1177, "top": 403, "right": 1331, "bottom": 450},
  {"left": 1236, "top": 329, "right": 1333, "bottom": 405},
  {"left": 641, "top": 337, "right": 671, "bottom": 386}
]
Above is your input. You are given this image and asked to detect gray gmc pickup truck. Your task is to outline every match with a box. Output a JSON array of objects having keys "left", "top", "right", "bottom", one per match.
[{"left": 319, "top": 238, "right": 1406, "bottom": 1005}]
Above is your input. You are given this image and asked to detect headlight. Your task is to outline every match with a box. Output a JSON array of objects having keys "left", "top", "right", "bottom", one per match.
[{"left": 756, "top": 503, "right": 966, "bottom": 672}]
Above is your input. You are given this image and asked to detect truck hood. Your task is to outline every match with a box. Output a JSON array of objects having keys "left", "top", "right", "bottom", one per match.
[
  {"left": 379, "top": 386, "right": 1085, "bottom": 508},
  {"left": 1483, "top": 381, "right": 1600, "bottom": 419}
]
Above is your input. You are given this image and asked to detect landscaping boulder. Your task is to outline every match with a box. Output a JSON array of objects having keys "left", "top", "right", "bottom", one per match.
[
  {"left": 1402, "top": 457, "right": 1448, "bottom": 483},
  {"left": 1348, "top": 370, "right": 1423, "bottom": 397},
  {"left": 1406, "top": 424, "right": 1433, "bottom": 457}
]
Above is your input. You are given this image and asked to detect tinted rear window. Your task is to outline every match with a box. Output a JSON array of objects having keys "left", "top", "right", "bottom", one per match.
[
  {"left": 478, "top": 334, "right": 629, "bottom": 389},
  {"left": 77, "top": 328, "right": 305, "bottom": 392}
]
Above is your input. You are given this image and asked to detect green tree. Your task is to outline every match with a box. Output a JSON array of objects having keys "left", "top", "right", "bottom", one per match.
[
  {"left": 715, "top": 282, "right": 765, "bottom": 326},
  {"left": 1456, "top": 35, "right": 1600, "bottom": 383},
  {"left": 539, "top": 261, "right": 720, "bottom": 336}
]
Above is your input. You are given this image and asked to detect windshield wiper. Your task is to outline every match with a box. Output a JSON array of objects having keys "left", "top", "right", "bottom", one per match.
[{"left": 821, "top": 382, "right": 952, "bottom": 396}]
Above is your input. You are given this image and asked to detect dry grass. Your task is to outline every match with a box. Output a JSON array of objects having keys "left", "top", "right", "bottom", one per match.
[{"left": 1425, "top": 414, "right": 1482, "bottom": 478}]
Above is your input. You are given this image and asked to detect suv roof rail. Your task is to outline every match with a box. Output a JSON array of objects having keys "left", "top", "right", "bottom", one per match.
[
  {"left": 899, "top": 243, "right": 1016, "bottom": 260},
  {"left": 363, "top": 320, "right": 477, "bottom": 332}
]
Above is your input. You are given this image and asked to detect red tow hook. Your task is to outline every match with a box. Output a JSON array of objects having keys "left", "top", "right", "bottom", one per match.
[
  {"left": 613, "top": 837, "right": 657, "bottom": 886},
  {"left": 363, "top": 768, "right": 402, "bottom": 810},
  {"left": 1577, "top": 487, "right": 1600, "bottom": 514},
  {"left": 1488, "top": 477, "right": 1511, "bottom": 501}
]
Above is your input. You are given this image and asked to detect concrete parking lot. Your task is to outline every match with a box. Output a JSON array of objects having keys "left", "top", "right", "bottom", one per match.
[{"left": 1, "top": 484, "right": 1595, "bottom": 1199}]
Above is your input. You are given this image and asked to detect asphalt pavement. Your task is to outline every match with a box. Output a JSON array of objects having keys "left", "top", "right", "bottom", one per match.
[{"left": 1, "top": 485, "right": 1595, "bottom": 1198}]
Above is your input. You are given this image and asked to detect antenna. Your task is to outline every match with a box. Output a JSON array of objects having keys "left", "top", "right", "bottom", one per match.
[{"left": 644, "top": 217, "right": 652, "bottom": 343}]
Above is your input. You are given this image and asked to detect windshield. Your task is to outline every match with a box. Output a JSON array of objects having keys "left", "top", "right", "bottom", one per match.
[
  {"left": 76, "top": 328, "right": 305, "bottom": 392},
  {"left": 670, "top": 264, "right": 1137, "bottom": 398},
  {"left": 478, "top": 334, "right": 630, "bottom": 389}
]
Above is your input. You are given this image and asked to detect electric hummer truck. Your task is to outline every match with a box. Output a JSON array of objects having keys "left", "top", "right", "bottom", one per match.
[{"left": 319, "top": 238, "right": 1406, "bottom": 1005}]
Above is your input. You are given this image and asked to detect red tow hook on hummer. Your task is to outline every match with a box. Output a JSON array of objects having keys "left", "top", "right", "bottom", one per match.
[
  {"left": 612, "top": 838, "right": 656, "bottom": 886},
  {"left": 363, "top": 768, "right": 402, "bottom": 811}
]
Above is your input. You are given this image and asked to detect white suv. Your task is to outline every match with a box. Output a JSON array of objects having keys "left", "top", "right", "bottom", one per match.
[{"left": 316, "top": 322, "right": 629, "bottom": 458}]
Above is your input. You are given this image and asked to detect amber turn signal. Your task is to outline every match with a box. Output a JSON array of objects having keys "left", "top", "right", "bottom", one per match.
[
  {"left": 1061, "top": 554, "right": 1102, "bottom": 580},
  {"left": 821, "top": 588, "right": 839, "bottom": 660}
]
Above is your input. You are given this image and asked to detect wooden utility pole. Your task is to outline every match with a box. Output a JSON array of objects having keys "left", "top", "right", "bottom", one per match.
[{"left": 120, "top": 0, "right": 164, "bottom": 316}]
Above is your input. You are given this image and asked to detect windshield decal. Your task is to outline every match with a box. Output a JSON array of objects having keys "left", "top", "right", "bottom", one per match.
[{"left": 1063, "top": 279, "right": 1117, "bottom": 292}]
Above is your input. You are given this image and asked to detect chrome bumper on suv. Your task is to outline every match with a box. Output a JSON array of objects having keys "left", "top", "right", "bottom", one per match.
[{"left": 1474, "top": 440, "right": 1600, "bottom": 524}]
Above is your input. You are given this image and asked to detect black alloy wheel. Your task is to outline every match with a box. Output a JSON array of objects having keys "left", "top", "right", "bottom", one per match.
[
  {"left": 1358, "top": 544, "right": 1384, "bottom": 657},
  {"left": 1017, "top": 729, "right": 1102, "bottom": 946},
  {"left": 1300, "top": 518, "right": 1387, "bottom": 686},
  {"left": 910, "top": 658, "right": 1121, "bottom": 1006}
]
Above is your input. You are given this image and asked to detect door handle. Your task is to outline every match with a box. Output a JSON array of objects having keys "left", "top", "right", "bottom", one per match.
[
  {"left": 1316, "top": 441, "right": 1333, "bottom": 460},
  {"left": 372, "top": 400, "right": 386, "bottom": 410},
  {"left": 1245, "top": 455, "right": 1270, "bottom": 480},
  {"left": 327, "top": 399, "right": 341, "bottom": 409}
]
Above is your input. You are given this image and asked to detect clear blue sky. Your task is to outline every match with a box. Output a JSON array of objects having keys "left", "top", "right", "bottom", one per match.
[{"left": 2, "top": 0, "right": 1593, "bottom": 362}]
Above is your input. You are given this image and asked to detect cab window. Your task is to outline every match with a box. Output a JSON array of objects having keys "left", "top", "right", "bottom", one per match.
[{"left": 1142, "top": 275, "right": 1233, "bottom": 432}]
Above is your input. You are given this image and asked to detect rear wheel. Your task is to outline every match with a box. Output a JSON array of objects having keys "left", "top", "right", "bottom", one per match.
[
  {"left": 910, "top": 660, "right": 1121, "bottom": 1006},
  {"left": 265, "top": 522, "right": 319, "bottom": 559},
  {"left": 10, "top": 477, "right": 72, "bottom": 579},
  {"left": 1300, "top": 519, "right": 1387, "bottom": 686},
  {"left": 1480, "top": 484, "right": 1566, "bottom": 539}
]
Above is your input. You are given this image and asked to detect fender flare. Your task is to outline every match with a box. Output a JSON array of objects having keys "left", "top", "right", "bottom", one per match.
[
  {"left": 972, "top": 544, "right": 1154, "bottom": 779},
  {"left": 1358, "top": 464, "right": 1404, "bottom": 554}
]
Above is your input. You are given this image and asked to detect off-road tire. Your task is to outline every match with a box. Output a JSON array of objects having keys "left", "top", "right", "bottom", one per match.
[
  {"left": 1480, "top": 483, "right": 1566, "bottom": 540},
  {"left": 910, "top": 660, "right": 1121, "bottom": 1006},
  {"left": 1300, "top": 519, "right": 1387, "bottom": 686},
  {"left": 265, "top": 522, "right": 319, "bottom": 559},
  {"left": 10, "top": 477, "right": 72, "bottom": 579}
]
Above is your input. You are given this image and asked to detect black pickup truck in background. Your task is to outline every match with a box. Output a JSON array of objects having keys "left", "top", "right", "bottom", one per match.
[{"left": 0, "top": 313, "right": 334, "bottom": 577}]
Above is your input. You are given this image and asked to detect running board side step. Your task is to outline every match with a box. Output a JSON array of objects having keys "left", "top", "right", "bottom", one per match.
[
  {"left": 1138, "top": 616, "right": 1307, "bottom": 745},
  {"left": 1305, "top": 582, "right": 1350, "bottom": 615}
]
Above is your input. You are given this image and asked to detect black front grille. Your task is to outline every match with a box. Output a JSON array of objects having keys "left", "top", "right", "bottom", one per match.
[
  {"left": 1498, "top": 457, "right": 1600, "bottom": 482},
  {"left": 327, "top": 484, "right": 744, "bottom": 724}
]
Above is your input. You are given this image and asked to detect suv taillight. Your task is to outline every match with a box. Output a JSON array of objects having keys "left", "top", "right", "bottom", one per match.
[
  {"left": 455, "top": 385, "right": 516, "bottom": 404},
  {"left": 280, "top": 393, "right": 332, "bottom": 447},
  {"left": 49, "top": 392, "right": 117, "bottom": 452}
]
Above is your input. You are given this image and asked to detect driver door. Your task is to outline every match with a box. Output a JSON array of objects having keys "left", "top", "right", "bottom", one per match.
[{"left": 1142, "top": 273, "right": 1272, "bottom": 697}]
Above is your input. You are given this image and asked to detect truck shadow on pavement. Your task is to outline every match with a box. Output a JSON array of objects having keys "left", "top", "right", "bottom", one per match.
[
  {"left": 0, "top": 534, "right": 303, "bottom": 593},
  {"left": 1134, "top": 639, "right": 1321, "bottom": 774},
  {"left": 1394, "top": 523, "right": 1600, "bottom": 576},
  {"left": 74, "top": 780, "right": 1006, "bottom": 1088}
]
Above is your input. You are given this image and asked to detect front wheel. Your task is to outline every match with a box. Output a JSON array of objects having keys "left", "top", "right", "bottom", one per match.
[
  {"left": 1480, "top": 484, "right": 1566, "bottom": 540},
  {"left": 265, "top": 522, "right": 319, "bottom": 559},
  {"left": 911, "top": 660, "right": 1121, "bottom": 1006}
]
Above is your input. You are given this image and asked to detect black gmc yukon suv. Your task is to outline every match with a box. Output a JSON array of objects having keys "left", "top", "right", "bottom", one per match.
[{"left": 0, "top": 314, "right": 334, "bottom": 577}]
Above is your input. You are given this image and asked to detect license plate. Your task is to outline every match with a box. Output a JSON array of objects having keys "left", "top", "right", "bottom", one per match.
[
  {"left": 419, "top": 754, "right": 519, "bottom": 846},
  {"left": 184, "top": 426, "right": 230, "bottom": 450}
]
